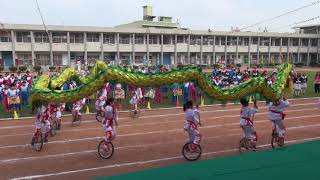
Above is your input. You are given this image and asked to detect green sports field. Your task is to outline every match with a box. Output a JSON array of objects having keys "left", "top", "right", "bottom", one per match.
[{"left": 95, "top": 140, "right": 320, "bottom": 180}]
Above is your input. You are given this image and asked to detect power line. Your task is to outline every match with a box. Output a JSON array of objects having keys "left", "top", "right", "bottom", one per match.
[
  {"left": 239, "top": 0, "right": 320, "bottom": 31},
  {"left": 269, "top": 16, "right": 320, "bottom": 31},
  {"left": 34, "top": 0, "right": 50, "bottom": 38}
]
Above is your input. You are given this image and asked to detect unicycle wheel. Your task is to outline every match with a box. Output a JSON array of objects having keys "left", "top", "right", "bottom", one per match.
[
  {"left": 72, "top": 115, "right": 82, "bottom": 126},
  {"left": 98, "top": 140, "right": 114, "bottom": 159},
  {"left": 182, "top": 142, "right": 202, "bottom": 161},
  {"left": 96, "top": 112, "right": 104, "bottom": 122},
  {"left": 33, "top": 134, "right": 44, "bottom": 152},
  {"left": 271, "top": 133, "right": 284, "bottom": 149},
  {"left": 130, "top": 109, "right": 140, "bottom": 118}
]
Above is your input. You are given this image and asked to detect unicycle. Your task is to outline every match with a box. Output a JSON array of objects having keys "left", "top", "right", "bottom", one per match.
[
  {"left": 50, "top": 116, "right": 58, "bottom": 137},
  {"left": 130, "top": 107, "right": 140, "bottom": 118},
  {"left": 71, "top": 111, "right": 82, "bottom": 126},
  {"left": 31, "top": 134, "right": 43, "bottom": 151},
  {"left": 98, "top": 139, "right": 114, "bottom": 159},
  {"left": 239, "top": 114, "right": 257, "bottom": 152},
  {"left": 31, "top": 127, "right": 44, "bottom": 152},
  {"left": 271, "top": 129, "right": 285, "bottom": 149},
  {"left": 96, "top": 110, "right": 104, "bottom": 122},
  {"left": 239, "top": 138, "right": 256, "bottom": 152},
  {"left": 182, "top": 142, "right": 202, "bottom": 161}
]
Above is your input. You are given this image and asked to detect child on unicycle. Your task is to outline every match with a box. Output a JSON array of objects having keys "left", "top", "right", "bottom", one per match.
[
  {"left": 239, "top": 97, "right": 258, "bottom": 151},
  {"left": 72, "top": 98, "right": 86, "bottom": 122},
  {"left": 31, "top": 106, "right": 51, "bottom": 145},
  {"left": 95, "top": 88, "right": 107, "bottom": 115},
  {"left": 103, "top": 98, "right": 118, "bottom": 145},
  {"left": 267, "top": 97, "right": 289, "bottom": 147},
  {"left": 183, "top": 100, "right": 202, "bottom": 151},
  {"left": 48, "top": 103, "right": 63, "bottom": 131},
  {"left": 129, "top": 91, "right": 139, "bottom": 115},
  {"left": 98, "top": 98, "right": 118, "bottom": 159}
]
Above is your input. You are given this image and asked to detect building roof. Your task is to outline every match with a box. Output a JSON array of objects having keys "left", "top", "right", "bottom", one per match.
[
  {"left": 115, "top": 20, "right": 178, "bottom": 29},
  {"left": 293, "top": 24, "right": 320, "bottom": 29},
  {"left": 1, "top": 23, "right": 319, "bottom": 38}
]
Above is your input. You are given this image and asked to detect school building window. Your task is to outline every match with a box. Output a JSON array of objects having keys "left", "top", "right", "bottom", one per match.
[
  {"left": 70, "top": 33, "right": 84, "bottom": 43},
  {"left": 134, "top": 35, "right": 144, "bottom": 44},
  {"left": 103, "top": 34, "right": 115, "bottom": 44},
  {"left": 0, "top": 31, "right": 11, "bottom": 42},
  {"left": 87, "top": 33, "right": 99, "bottom": 42},
  {"left": 34, "top": 32, "right": 49, "bottom": 43},
  {"left": 52, "top": 32, "right": 67, "bottom": 43},
  {"left": 35, "top": 54, "right": 50, "bottom": 66},
  {"left": 119, "top": 34, "right": 130, "bottom": 44},
  {"left": 17, "top": 53, "right": 32, "bottom": 65},
  {"left": 16, "top": 32, "right": 31, "bottom": 43}
]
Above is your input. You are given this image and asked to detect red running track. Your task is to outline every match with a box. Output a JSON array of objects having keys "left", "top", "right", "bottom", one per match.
[{"left": 0, "top": 98, "right": 319, "bottom": 180}]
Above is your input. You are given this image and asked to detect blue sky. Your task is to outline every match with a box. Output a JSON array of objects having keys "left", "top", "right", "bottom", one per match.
[{"left": 0, "top": 0, "right": 319, "bottom": 32}]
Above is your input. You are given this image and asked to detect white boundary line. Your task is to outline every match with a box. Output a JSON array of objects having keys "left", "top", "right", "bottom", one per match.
[
  {"left": 0, "top": 97, "right": 318, "bottom": 121},
  {"left": 2, "top": 122, "right": 320, "bottom": 164},
  {"left": 0, "top": 106, "right": 318, "bottom": 139},
  {"left": 0, "top": 106, "right": 318, "bottom": 142},
  {"left": 9, "top": 136, "right": 320, "bottom": 180},
  {"left": 0, "top": 106, "right": 317, "bottom": 140},
  {"left": 0, "top": 102, "right": 318, "bottom": 130},
  {"left": 0, "top": 113, "right": 319, "bottom": 150}
]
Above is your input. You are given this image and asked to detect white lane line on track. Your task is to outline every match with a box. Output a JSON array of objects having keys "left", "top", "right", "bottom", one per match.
[
  {"left": 0, "top": 97, "right": 317, "bottom": 121},
  {"left": 0, "top": 113, "right": 320, "bottom": 150},
  {"left": 0, "top": 134, "right": 230, "bottom": 164},
  {"left": 9, "top": 136, "right": 320, "bottom": 180},
  {"left": 1, "top": 112, "right": 320, "bottom": 148},
  {"left": 0, "top": 107, "right": 318, "bottom": 139},
  {"left": 2, "top": 122, "right": 320, "bottom": 164},
  {"left": 0, "top": 102, "right": 318, "bottom": 130}
]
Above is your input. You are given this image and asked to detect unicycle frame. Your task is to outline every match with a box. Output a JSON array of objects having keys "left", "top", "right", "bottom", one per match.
[
  {"left": 96, "top": 110, "right": 104, "bottom": 122},
  {"left": 130, "top": 106, "right": 140, "bottom": 118},
  {"left": 71, "top": 111, "right": 82, "bottom": 126},
  {"left": 271, "top": 130, "right": 284, "bottom": 149}
]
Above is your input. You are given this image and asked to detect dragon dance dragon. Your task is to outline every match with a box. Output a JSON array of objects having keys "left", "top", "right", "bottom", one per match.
[{"left": 29, "top": 61, "right": 292, "bottom": 104}]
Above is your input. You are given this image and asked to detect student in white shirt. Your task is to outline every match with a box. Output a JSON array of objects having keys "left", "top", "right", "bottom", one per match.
[
  {"left": 19, "top": 81, "right": 30, "bottom": 106},
  {"left": 7, "top": 84, "right": 20, "bottom": 111}
]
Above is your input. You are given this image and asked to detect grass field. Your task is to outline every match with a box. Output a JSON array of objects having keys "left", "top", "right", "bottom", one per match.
[
  {"left": 95, "top": 140, "right": 320, "bottom": 180},
  {"left": 0, "top": 71, "right": 319, "bottom": 119}
]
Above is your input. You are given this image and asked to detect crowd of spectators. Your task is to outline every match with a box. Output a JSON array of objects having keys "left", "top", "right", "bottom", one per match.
[{"left": 0, "top": 72, "right": 34, "bottom": 112}]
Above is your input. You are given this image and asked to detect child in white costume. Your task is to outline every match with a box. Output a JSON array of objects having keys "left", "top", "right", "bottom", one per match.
[
  {"left": 267, "top": 97, "right": 289, "bottom": 144},
  {"left": 130, "top": 91, "right": 139, "bottom": 114},
  {"left": 239, "top": 97, "right": 258, "bottom": 148},
  {"left": 73, "top": 98, "right": 86, "bottom": 116},
  {"left": 102, "top": 98, "right": 118, "bottom": 151},
  {"left": 95, "top": 84, "right": 108, "bottom": 112},
  {"left": 31, "top": 106, "right": 51, "bottom": 145},
  {"left": 183, "top": 101, "right": 202, "bottom": 146}
]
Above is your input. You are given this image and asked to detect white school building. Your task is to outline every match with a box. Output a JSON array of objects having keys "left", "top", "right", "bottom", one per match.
[{"left": 0, "top": 6, "right": 319, "bottom": 68}]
